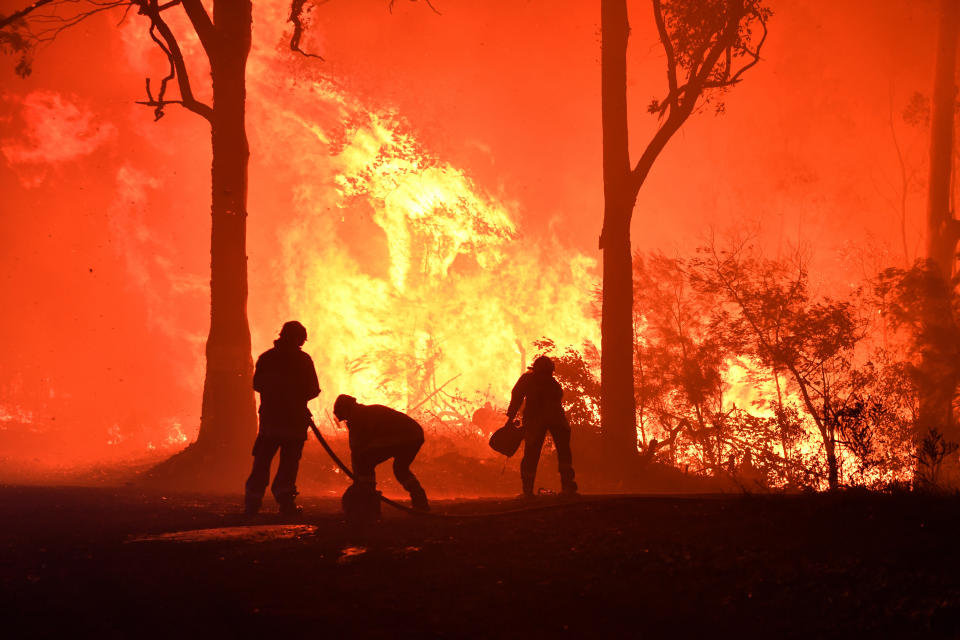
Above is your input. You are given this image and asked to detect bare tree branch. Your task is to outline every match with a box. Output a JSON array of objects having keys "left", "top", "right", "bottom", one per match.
[
  {"left": 4, "top": 1, "right": 129, "bottom": 45},
  {"left": 629, "top": 110, "right": 688, "bottom": 191},
  {"left": 288, "top": 0, "right": 440, "bottom": 61},
  {"left": 180, "top": 0, "right": 215, "bottom": 56},
  {"left": 652, "top": 0, "right": 679, "bottom": 118},
  {"left": 144, "top": 18, "right": 176, "bottom": 120},
  {"left": 2, "top": 1, "right": 131, "bottom": 77},
  {"left": 136, "top": 0, "right": 212, "bottom": 121},
  {"left": 289, "top": 0, "right": 324, "bottom": 60},
  {"left": 722, "top": 8, "right": 767, "bottom": 85},
  {"left": 0, "top": 0, "right": 58, "bottom": 31},
  {"left": 3, "top": 1, "right": 213, "bottom": 121}
]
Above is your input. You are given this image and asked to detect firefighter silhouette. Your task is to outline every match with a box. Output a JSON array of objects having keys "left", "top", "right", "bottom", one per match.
[
  {"left": 333, "top": 394, "right": 430, "bottom": 519},
  {"left": 244, "top": 321, "right": 320, "bottom": 516},
  {"left": 505, "top": 355, "right": 578, "bottom": 498},
  {"left": 471, "top": 401, "right": 502, "bottom": 435}
]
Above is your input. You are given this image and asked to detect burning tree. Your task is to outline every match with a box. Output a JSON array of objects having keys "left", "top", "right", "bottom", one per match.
[
  {"left": 917, "top": 0, "right": 960, "bottom": 485},
  {"left": 2, "top": 0, "right": 258, "bottom": 485},
  {"left": 599, "top": 0, "right": 769, "bottom": 471},
  {"left": 632, "top": 253, "right": 733, "bottom": 474},
  {"left": 689, "top": 237, "right": 867, "bottom": 490},
  {"left": 580, "top": 240, "right": 919, "bottom": 490}
]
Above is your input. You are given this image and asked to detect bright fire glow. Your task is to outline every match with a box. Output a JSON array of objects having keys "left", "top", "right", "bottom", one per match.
[{"left": 259, "top": 74, "right": 600, "bottom": 420}]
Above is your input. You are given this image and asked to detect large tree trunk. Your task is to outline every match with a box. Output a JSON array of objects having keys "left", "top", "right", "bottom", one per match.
[
  {"left": 194, "top": 0, "right": 257, "bottom": 458},
  {"left": 925, "top": 0, "right": 960, "bottom": 278},
  {"left": 919, "top": 0, "right": 960, "bottom": 486},
  {"left": 140, "top": 1, "right": 256, "bottom": 490},
  {"left": 600, "top": 0, "right": 638, "bottom": 472}
]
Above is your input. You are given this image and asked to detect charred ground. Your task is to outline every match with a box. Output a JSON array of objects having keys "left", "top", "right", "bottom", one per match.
[{"left": 2, "top": 486, "right": 959, "bottom": 638}]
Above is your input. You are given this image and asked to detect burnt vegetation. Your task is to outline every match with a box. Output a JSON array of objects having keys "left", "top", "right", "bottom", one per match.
[{"left": 534, "top": 234, "right": 950, "bottom": 493}]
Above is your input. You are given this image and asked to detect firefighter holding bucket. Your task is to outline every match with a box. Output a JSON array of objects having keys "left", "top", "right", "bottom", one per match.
[{"left": 504, "top": 355, "right": 578, "bottom": 499}]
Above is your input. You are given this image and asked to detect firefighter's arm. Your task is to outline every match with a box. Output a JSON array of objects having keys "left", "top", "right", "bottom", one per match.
[
  {"left": 252, "top": 355, "right": 266, "bottom": 393},
  {"left": 304, "top": 356, "right": 321, "bottom": 401},
  {"left": 505, "top": 374, "right": 527, "bottom": 423}
]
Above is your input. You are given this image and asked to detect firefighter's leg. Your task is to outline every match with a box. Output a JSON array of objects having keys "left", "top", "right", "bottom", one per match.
[
  {"left": 271, "top": 438, "right": 305, "bottom": 511},
  {"left": 520, "top": 422, "right": 547, "bottom": 496},
  {"left": 550, "top": 423, "right": 578, "bottom": 495},
  {"left": 344, "top": 451, "right": 385, "bottom": 523},
  {"left": 245, "top": 436, "right": 279, "bottom": 514},
  {"left": 352, "top": 448, "right": 392, "bottom": 490},
  {"left": 392, "top": 442, "right": 428, "bottom": 511}
]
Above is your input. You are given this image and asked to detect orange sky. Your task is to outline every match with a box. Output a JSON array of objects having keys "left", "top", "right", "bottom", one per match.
[{"left": 0, "top": 0, "right": 940, "bottom": 469}]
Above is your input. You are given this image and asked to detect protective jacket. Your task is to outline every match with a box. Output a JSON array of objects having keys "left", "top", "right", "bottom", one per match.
[
  {"left": 344, "top": 404, "right": 424, "bottom": 455},
  {"left": 253, "top": 340, "right": 320, "bottom": 440},
  {"left": 507, "top": 370, "right": 567, "bottom": 426}
]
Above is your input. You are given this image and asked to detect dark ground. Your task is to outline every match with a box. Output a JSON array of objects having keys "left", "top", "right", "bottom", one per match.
[{"left": 2, "top": 486, "right": 960, "bottom": 639}]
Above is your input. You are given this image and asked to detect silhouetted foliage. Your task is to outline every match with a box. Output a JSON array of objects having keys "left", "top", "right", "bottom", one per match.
[
  {"left": 0, "top": 25, "right": 32, "bottom": 77},
  {"left": 525, "top": 238, "right": 917, "bottom": 491},
  {"left": 649, "top": 0, "right": 771, "bottom": 116},
  {"left": 875, "top": 260, "right": 960, "bottom": 486},
  {"left": 685, "top": 237, "right": 867, "bottom": 490},
  {"left": 875, "top": 262, "right": 960, "bottom": 364},
  {"left": 902, "top": 91, "right": 931, "bottom": 127},
  {"left": 915, "top": 427, "right": 960, "bottom": 488},
  {"left": 632, "top": 253, "right": 731, "bottom": 473}
]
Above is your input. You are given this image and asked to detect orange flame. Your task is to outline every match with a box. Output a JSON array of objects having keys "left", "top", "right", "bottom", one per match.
[{"left": 258, "top": 75, "right": 600, "bottom": 419}]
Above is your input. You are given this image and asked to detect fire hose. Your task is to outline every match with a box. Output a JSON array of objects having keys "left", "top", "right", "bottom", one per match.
[{"left": 307, "top": 420, "right": 589, "bottom": 519}]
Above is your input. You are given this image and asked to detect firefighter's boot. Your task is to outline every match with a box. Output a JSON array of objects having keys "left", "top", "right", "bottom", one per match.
[
  {"left": 244, "top": 494, "right": 262, "bottom": 516},
  {"left": 560, "top": 462, "right": 578, "bottom": 497},
  {"left": 520, "top": 473, "right": 536, "bottom": 500},
  {"left": 403, "top": 477, "right": 430, "bottom": 512}
]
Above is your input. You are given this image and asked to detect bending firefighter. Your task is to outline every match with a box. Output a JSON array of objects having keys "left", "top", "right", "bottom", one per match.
[
  {"left": 244, "top": 321, "right": 320, "bottom": 515},
  {"left": 333, "top": 394, "right": 430, "bottom": 514},
  {"left": 506, "top": 355, "right": 578, "bottom": 498}
]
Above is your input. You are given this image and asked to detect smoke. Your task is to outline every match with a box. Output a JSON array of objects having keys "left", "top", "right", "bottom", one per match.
[
  {"left": 1, "top": 90, "right": 116, "bottom": 186},
  {"left": 108, "top": 164, "right": 206, "bottom": 342}
]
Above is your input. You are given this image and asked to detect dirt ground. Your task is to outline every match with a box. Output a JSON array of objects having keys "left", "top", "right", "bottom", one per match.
[{"left": 2, "top": 486, "right": 960, "bottom": 639}]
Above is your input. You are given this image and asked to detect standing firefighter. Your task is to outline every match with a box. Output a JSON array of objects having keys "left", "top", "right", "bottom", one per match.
[
  {"left": 244, "top": 321, "right": 320, "bottom": 516},
  {"left": 506, "top": 355, "right": 578, "bottom": 498},
  {"left": 333, "top": 394, "right": 430, "bottom": 516}
]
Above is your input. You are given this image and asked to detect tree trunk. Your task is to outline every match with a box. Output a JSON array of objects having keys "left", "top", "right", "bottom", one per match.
[
  {"left": 823, "top": 428, "right": 838, "bottom": 491},
  {"left": 600, "top": 0, "right": 638, "bottom": 471},
  {"left": 600, "top": 210, "right": 638, "bottom": 467},
  {"left": 925, "top": 0, "right": 960, "bottom": 278},
  {"left": 919, "top": 0, "right": 960, "bottom": 486},
  {"left": 195, "top": 0, "right": 257, "bottom": 457}
]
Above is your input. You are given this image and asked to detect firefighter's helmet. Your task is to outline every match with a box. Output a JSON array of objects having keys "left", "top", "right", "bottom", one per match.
[
  {"left": 278, "top": 320, "right": 307, "bottom": 345},
  {"left": 531, "top": 355, "right": 555, "bottom": 374}
]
